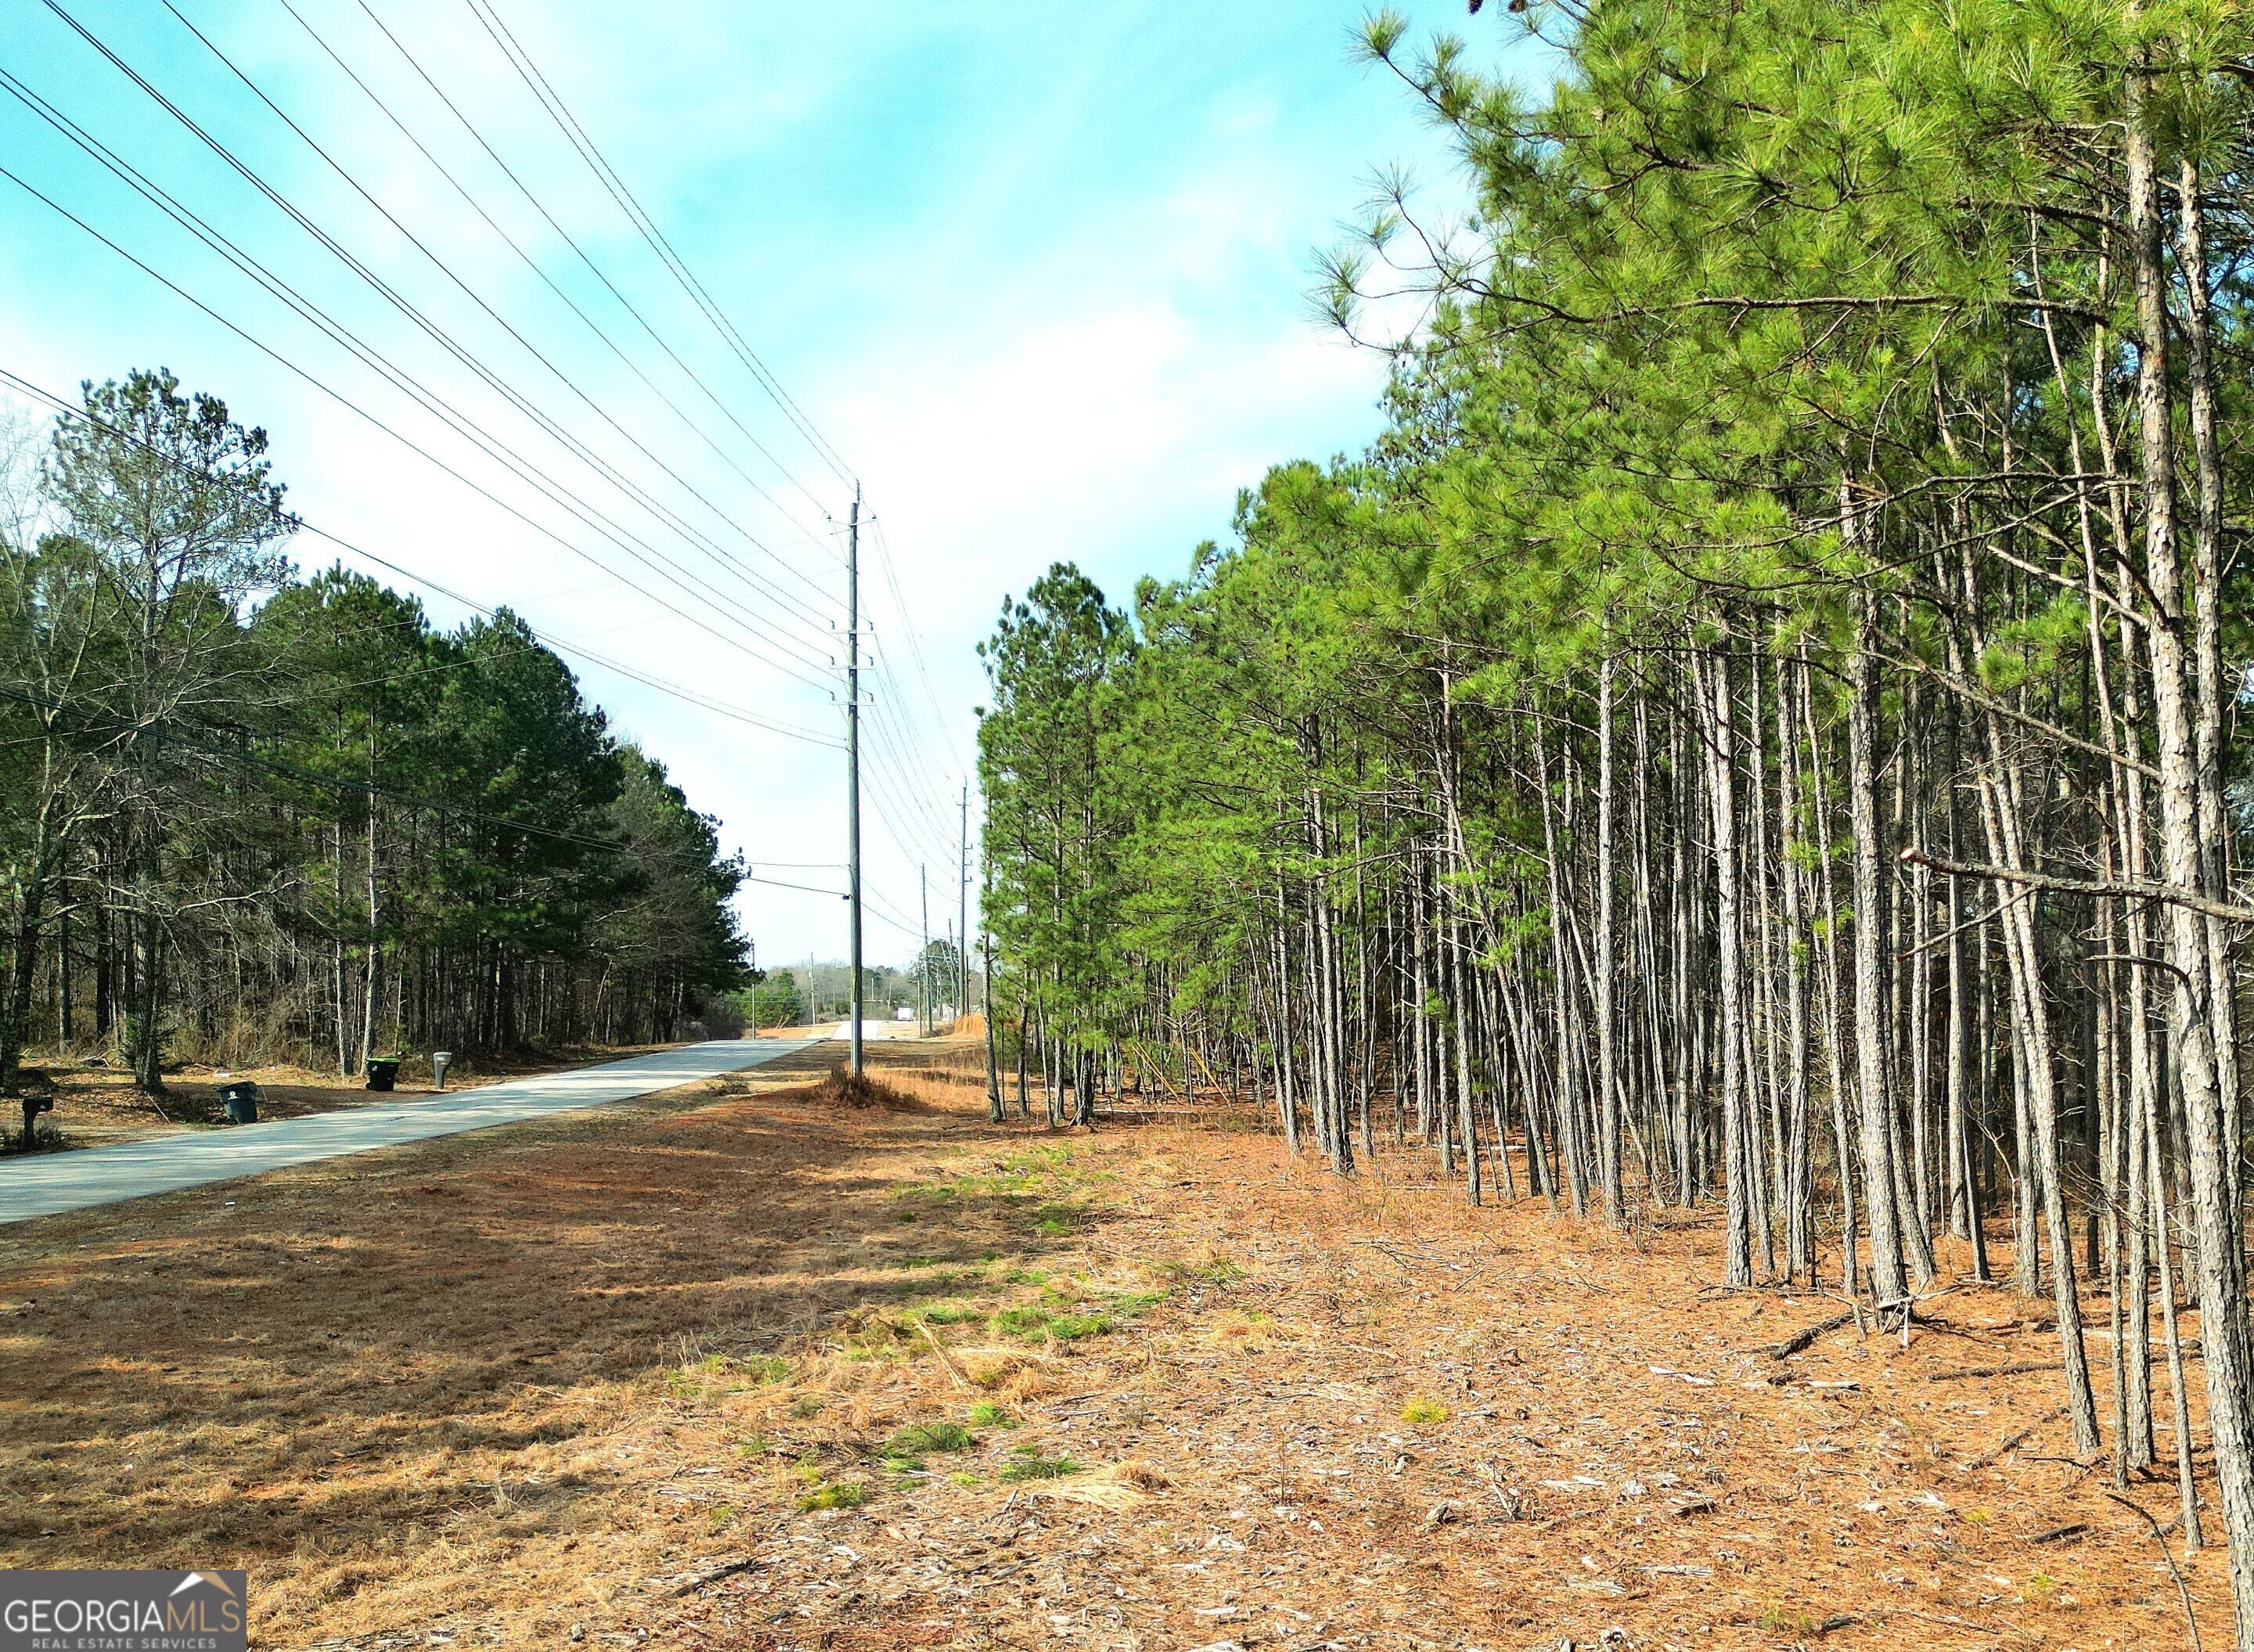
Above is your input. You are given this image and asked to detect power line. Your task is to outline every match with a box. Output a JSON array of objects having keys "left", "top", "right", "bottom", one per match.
[
  {"left": 0, "top": 365, "right": 844, "bottom": 751},
  {"left": 153, "top": 0, "right": 841, "bottom": 632},
  {"left": 13, "top": 5, "right": 948, "bottom": 988},
  {"left": 0, "top": 156, "right": 841, "bottom": 696},
  {"left": 0, "top": 70, "right": 836, "bottom": 685},
  {"left": 857, "top": 696, "right": 960, "bottom": 857},
  {"left": 863, "top": 886, "right": 924, "bottom": 942},
  {"left": 342, "top": 0, "right": 844, "bottom": 564},
  {"left": 867, "top": 650, "right": 963, "bottom": 833},
  {"left": 861, "top": 712, "right": 960, "bottom": 869},
  {"left": 868, "top": 512, "right": 964, "bottom": 779},
  {"left": 34, "top": 5, "right": 842, "bottom": 682},
  {"left": 859, "top": 752, "right": 956, "bottom": 873},
  {"left": 275, "top": 0, "right": 849, "bottom": 614},
  {"left": 464, "top": 0, "right": 859, "bottom": 495},
  {"left": 856, "top": 667, "right": 964, "bottom": 843}
]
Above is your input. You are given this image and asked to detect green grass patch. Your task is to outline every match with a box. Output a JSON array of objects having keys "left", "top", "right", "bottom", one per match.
[
  {"left": 1046, "top": 1312, "right": 1112, "bottom": 1339},
  {"left": 999, "top": 1449, "right": 1082, "bottom": 1482},
  {"left": 1401, "top": 1398, "right": 1450, "bottom": 1425},
  {"left": 880, "top": 1420, "right": 976, "bottom": 1470},
  {"left": 993, "top": 1286, "right": 1167, "bottom": 1345},
  {"left": 996, "top": 1305, "right": 1111, "bottom": 1342},
  {"left": 917, "top": 1301, "right": 985, "bottom": 1326},
  {"left": 666, "top": 1350, "right": 788, "bottom": 1401},
  {"left": 795, "top": 1481, "right": 868, "bottom": 1512},
  {"left": 967, "top": 1401, "right": 1015, "bottom": 1428}
]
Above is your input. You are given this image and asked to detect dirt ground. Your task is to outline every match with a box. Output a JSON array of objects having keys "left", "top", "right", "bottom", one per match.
[{"left": 0, "top": 1040, "right": 2221, "bottom": 1650}]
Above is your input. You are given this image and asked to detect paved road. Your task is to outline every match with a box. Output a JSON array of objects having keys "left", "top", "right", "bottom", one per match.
[
  {"left": 826, "top": 1018, "right": 923, "bottom": 1042},
  {"left": 0, "top": 1039, "right": 800, "bottom": 1226}
]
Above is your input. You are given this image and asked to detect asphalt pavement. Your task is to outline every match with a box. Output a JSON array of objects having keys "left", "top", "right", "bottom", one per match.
[{"left": 0, "top": 1038, "right": 798, "bottom": 1226}]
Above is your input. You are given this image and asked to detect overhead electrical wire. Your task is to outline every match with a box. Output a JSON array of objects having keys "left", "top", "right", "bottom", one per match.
[
  {"left": 0, "top": 149, "right": 841, "bottom": 696},
  {"left": 146, "top": 0, "right": 841, "bottom": 631},
  {"left": 857, "top": 902, "right": 923, "bottom": 946},
  {"left": 0, "top": 678, "right": 834, "bottom": 894},
  {"left": 855, "top": 736, "right": 958, "bottom": 873},
  {"left": 272, "top": 0, "right": 848, "bottom": 617},
  {"left": 862, "top": 678, "right": 963, "bottom": 851},
  {"left": 464, "top": 0, "right": 859, "bottom": 496},
  {"left": 868, "top": 647, "right": 963, "bottom": 830},
  {"left": 33, "top": 3, "right": 847, "bottom": 680},
  {"left": 862, "top": 887, "right": 926, "bottom": 944},
  {"left": 868, "top": 512, "right": 964, "bottom": 778},
  {"left": 343, "top": 0, "right": 844, "bottom": 564},
  {"left": 0, "top": 74, "right": 838, "bottom": 697},
  {"left": 5, "top": 9, "right": 957, "bottom": 943},
  {"left": 859, "top": 700, "right": 961, "bottom": 861},
  {"left": 860, "top": 758, "right": 956, "bottom": 876},
  {"left": 0, "top": 364, "right": 844, "bottom": 751},
  {"left": 861, "top": 712, "right": 960, "bottom": 869}
]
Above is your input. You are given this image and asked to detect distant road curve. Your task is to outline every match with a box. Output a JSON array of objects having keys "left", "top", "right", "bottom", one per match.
[{"left": 0, "top": 1039, "right": 798, "bottom": 1226}]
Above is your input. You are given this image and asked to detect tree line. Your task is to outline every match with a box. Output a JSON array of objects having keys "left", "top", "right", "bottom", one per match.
[
  {"left": 0, "top": 369, "right": 751, "bottom": 1100},
  {"left": 979, "top": 0, "right": 2254, "bottom": 1636}
]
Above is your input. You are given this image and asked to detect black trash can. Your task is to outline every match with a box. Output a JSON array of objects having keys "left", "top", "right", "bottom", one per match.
[
  {"left": 218, "top": 1080, "right": 260, "bottom": 1125},
  {"left": 365, "top": 1059, "right": 401, "bottom": 1092}
]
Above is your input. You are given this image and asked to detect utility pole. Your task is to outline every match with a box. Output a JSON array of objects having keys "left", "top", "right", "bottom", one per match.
[
  {"left": 982, "top": 862, "right": 999, "bottom": 1122},
  {"left": 847, "top": 486, "right": 864, "bottom": 1078},
  {"left": 920, "top": 864, "right": 930, "bottom": 1038},
  {"left": 958, "top": 783, "right": 970, "bottom": 1030}
]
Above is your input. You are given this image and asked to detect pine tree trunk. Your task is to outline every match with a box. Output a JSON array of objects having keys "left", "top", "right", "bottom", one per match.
[{"left": 2126, "top": 70, "right": 2254, "bottom": 1624}]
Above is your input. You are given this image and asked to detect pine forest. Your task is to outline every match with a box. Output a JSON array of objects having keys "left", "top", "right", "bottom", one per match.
[
  {"left": 977, "top": 1, "right": 2254, "bottom": 1631},
  {"left": 0, "top": 369, "right": 751, "bottom": 1092}
]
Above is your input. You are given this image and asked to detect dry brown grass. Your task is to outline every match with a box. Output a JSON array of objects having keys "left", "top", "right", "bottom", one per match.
[
  {"left": 798, "top": 1067, "right": 923, "bottom": 1112},
  {"left": 0, "top": 1040, "right": 2227, "bottom": 1650}
]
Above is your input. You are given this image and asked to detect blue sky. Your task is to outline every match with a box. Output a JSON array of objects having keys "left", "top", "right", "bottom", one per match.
[{"left": 0, "top": 1, "right": 1521, "bottom": 970}]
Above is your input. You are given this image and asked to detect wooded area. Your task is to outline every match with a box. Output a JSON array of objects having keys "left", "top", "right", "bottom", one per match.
[
  {"left": 979, "top": 0, "right": 2254, "bottom": 1639},
  {"left": 0, "top": 369, "right": 751, "bottom": 1097}
]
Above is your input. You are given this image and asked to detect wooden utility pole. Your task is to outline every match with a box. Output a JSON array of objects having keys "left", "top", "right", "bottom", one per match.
[
  {"left": 959, "top": 783, "right": 970, "bottom": 1027},
  {"left": 848, "top": 486, "right": 864, "bottom": 1077},
  {"left": 983, "top": 861, "right": 1000, "bottom": 1122}
]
